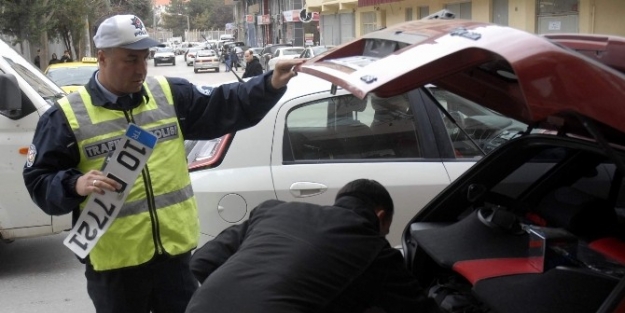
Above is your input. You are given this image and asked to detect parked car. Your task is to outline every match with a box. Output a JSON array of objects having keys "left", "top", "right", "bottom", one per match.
[
  {"left": 153, "top": 47, "right": 176, "bottom": 66},
  {"left": 298, "top": 19, "right": 625, "bottom": 313},
  {"left": 185, "top": 47, "right": 203, "bottom": 66},
  {"left": 193, "top": 49, "right": 220, "bottom": 73},
  {"left": 187, "top": 67, "right": 526, "bottom": 247},
  {"left": 298, "top": 45, "right": 335, "bottom": 59},
  {"left": 44, "top": 57, "right": 98, "bottom": 93},
  {"left": 266, "top": 46, "right": 305, "bottom": 71},
  {"left": 259, "top": 43, "right": 293, "bottom": 71},
  {"left": 249, "top": 47, "right": 263, "bottom": 58}
]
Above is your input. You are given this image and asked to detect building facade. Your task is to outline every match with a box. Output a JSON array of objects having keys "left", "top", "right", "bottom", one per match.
[
  {"left": 232, "top": 0, "right": 322, "bottom": 48},
  {"left": 296, "top": 0, "right": 625, "bottom": 46}
]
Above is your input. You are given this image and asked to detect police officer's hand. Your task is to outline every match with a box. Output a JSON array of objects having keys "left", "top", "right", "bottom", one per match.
[
  {"left": 76, "top": 170, "right": 123, "bottom": 196},
  {"left": 271, "top": 59, "right": 306, "bottom": 89}
]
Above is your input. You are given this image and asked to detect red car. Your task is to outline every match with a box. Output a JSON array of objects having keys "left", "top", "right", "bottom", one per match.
[{"left": 301, "top": 19, "right": 625, "bottom": 313}]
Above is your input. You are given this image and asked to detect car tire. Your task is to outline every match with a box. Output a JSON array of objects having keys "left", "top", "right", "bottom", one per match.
[
  {"left": 173, "top": 60, "right": 176, "bottom": 66},
  {"left": 154, "top": 61, "right": 158, "bottom": 67},
  {"left": 216, "top": 68, "right": 220, "bottom": 72},
  {"left": 194, "top": 69, "right": 198, "bottom": 73}
]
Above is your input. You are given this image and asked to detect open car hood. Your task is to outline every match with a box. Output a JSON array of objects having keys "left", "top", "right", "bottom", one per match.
[{"left": 298, "top": 19, "right": 625, "bottom": 146}]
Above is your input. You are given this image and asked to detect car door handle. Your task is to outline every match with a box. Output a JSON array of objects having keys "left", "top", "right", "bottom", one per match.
[{"left": 289, "top": 182, "right": 328, "bottom": 198}]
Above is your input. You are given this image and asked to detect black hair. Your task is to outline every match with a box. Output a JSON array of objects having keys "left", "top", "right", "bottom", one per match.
[{"left": 336, "top": 179, "right": 394, "bottom": 216}]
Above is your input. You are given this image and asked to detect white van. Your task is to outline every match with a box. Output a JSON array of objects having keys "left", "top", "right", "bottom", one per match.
[{"left": 0, "top": 38, "right": 71, "bottom": 241}]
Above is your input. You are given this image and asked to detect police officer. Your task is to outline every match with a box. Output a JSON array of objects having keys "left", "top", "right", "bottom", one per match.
[{"left": 22, "top": 14, "right": 303, "bottom": 313}]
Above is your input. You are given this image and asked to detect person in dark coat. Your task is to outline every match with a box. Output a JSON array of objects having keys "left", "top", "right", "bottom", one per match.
[
  {"left": 49, "top": 53, "right": 59, "bottom": 65},
  {"left": 60, "top": 50, "right": 73, "bottom": 63},
  {"left": 230, "top": 49, "right": 240, "bottom": 71},
  {"left": 34, "top": 49, "right": 41, "bottom": 69},
  {"left": 186, "top": 179, "right": 436, "bottom": 313},
  {"left": 242, "top": 49, "right": 263, "bottom": 78},
  {"left": 224, "top": 50, "right": 232, "bottom": 72}
]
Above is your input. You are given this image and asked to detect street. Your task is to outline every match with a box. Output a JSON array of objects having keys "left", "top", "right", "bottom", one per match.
[{"left": 0, "top": 54, "right": 239, "bottom": 313}]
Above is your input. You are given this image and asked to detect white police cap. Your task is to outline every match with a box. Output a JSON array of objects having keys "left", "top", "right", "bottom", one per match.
[{"left": 93, "top": 15, "right": 160, "bottom": 50}]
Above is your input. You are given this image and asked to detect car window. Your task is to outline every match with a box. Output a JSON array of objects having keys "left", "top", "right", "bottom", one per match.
[
  {"left": 312, "top": 46, "right": 329, "bottom": 55},
  {"left": 46, "top": 66, "right": 97, "bottom": 86},
  {"left": 197, "top": 50, "right": 216, "bottom": 57},
  {"left": 284, "top": 48, "right": 303, "bottom": 55},
  {"left": 284, "top": 93, "right": 422, "bottom": 161},
  {"left": 430, "top": 87, "right": 527, "bottom": 158}
]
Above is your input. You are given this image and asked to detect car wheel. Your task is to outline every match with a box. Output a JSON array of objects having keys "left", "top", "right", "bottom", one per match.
[
  {"left": 216, "top": 68, "right": 220, "bottom": 72},
  {"left": 154, "top": 61, "right": 158, "bottom": 67},
  {"left": 173, "top": 60, "right": 176, "bottom": 66},
  {"left": 194, "top": 69, "right": 198, "bottom": 73}
]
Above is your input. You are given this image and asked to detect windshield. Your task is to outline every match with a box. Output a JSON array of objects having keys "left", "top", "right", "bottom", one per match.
[
  {"left": 157, "top": 48, "right": 174, "bottom": 53},
  {"left": 312, "top": 46, "right": 331, "bottom": 55},
  {"left": 0, "top": 40, "right": 64, "bottom": 119},
  {"left": 46, "top": 66, "right": 97, "bottom": 86},
  {"left": 283, "top": 48, "right": 304, "bottom": 56},
  {"left": 1, "top": 56, "right": 62, "bottom": 99},
  {"left": 198, "top": 51, "right": 216, "bottom": 57}
]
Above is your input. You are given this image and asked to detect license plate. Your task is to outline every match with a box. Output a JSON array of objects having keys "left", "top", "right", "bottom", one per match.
[{"left": 63, "top": 124, "right": 158, "bottom": 259}]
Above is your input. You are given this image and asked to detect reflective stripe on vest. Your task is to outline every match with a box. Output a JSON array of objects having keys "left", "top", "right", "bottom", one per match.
[{"left": 57, "top": 76, "right": 198, "bottom": 271}]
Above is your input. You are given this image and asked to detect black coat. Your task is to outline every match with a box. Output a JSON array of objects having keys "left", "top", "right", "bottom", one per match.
[
  {"left": 187, "top": 196, "right": 434, "bottom": 313},
  {"left": 242, "top": 56, "right": 264, "bottom": 78}
]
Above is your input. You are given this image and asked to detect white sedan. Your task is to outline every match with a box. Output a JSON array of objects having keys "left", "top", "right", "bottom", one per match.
[
  {"left": 186, "top": 74, "right": 526, "bottom": 246},
  {"left": 266, "top": 47, "right": 305, "bottom": 71}
]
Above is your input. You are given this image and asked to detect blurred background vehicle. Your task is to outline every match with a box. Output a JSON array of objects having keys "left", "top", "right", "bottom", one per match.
[
  {"left": 221, "top": 41, "right": 247, "bottom": 64},
  {"left": 266, "top": 47, "right": 305, "bottom": 71},
  {"left": 44, "top": 57, "right": 98, "bottom": 93},
  {"left": 153, "top": 47, "right": 176, "bottom": 66},
  {"left": 298, "top": 45, "right": 336, "bottom": 60},
  {"left": 259, "top": 43, "right": 293, "bottom": 71},
  {"left": 194, "top": 49, "right": 220, "bottom": 73},
  {"left": 185, "top": 47, "right": 203, "bottom": 66}
]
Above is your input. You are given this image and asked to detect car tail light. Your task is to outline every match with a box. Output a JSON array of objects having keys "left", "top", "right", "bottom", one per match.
[{"left": 185, "top": 133, "right": 233, "bottom": 171}]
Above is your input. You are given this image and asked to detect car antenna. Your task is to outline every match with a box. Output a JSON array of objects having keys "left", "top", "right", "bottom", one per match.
[{"left": 231, "top": 68, "right": 244, "bottom": 82}]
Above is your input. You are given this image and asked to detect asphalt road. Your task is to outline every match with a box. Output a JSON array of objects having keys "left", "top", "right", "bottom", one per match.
[{"left": 0, "top": 54, "right": 238, "bottom": 313}]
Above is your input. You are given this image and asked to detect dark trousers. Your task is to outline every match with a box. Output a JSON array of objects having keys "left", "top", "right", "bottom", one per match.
[{"left": 86, "top": 252, "right": 198, "bottom": 313}]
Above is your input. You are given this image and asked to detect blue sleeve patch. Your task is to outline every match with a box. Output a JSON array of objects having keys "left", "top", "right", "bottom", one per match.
[{"left": 195, "top": 85, "right": 213, "bottom": 96}]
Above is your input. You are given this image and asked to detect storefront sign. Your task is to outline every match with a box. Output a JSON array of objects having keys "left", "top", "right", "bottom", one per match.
[{"left": 257, "top": 14, "right": 271, "bottom": 25}]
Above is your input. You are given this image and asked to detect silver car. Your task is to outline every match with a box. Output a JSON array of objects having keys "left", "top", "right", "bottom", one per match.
[{"left": 193, "top": 50, "right": 220, "bottom": 73}]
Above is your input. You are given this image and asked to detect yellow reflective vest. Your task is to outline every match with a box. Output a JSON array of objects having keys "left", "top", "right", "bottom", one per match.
[{"left": 57, "top": 76, "right": 198, "bottom": 271}]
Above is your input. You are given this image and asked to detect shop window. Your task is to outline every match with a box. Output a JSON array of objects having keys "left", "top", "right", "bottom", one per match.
[
  {"left": 361, "top": 11, "right": 377, "bottom": 35},
  {"left": 417, "top": 6, "right": 429, "bottom": 19},
  {"left": 538, "top": 0, "right": 579, "bottom": 15}
]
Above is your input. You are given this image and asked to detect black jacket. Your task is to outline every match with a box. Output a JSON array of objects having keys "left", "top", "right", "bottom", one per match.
[
  {"left": 242, "top": 56, "right": 263, "bottom": 78},
  {"left": 23, "top": 72, "right": 286, "bottom": 216},
  {"left": 187, "top": 196, "right": 434, "bottom": 313}
]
